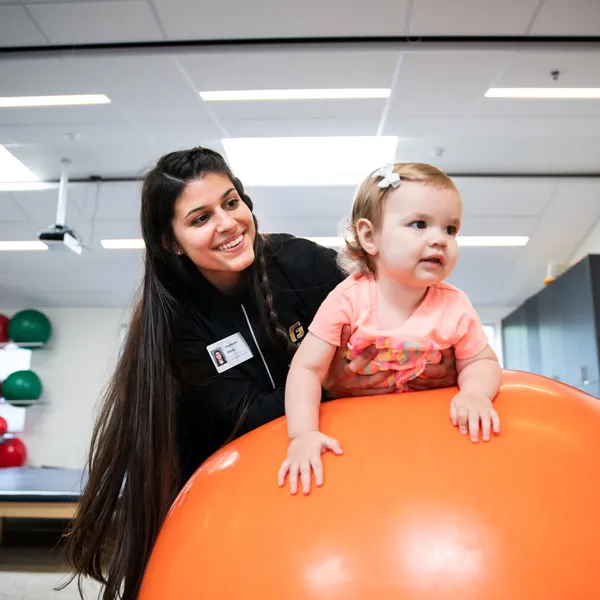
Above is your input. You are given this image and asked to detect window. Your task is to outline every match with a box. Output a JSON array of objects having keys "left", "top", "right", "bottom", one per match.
[{"left": 482, "top": 324, "right": 503, "bottom": 367}]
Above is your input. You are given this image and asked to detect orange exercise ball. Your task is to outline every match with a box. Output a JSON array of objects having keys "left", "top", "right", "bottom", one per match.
[{"left": 139, "top": 371, "right": 600, "bottom": 600}]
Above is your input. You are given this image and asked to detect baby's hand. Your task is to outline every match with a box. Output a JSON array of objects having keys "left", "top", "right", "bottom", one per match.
[
  {"left": 450, "top": 391, "right": 500, "bottom": 442},
  {"left": 277, "top": 432, "right": 343, "bottom": 495}
]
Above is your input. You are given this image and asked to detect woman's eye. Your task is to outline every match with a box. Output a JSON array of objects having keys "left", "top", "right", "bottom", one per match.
[{"left": 192, "top": 214, "right": 209, "bottom": 226}]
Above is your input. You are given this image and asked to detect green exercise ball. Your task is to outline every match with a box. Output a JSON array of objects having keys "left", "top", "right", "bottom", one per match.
[
  {"left": 2, "top": 370, "right": 42, "bottom": 403},
  {"left": 9, "top": 309, "right": 51, "bottom": 345}
]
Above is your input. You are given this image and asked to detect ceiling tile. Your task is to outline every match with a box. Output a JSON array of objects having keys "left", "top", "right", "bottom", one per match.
[
  {"left": 0, "top": 58, "right": 95, "bottom": 96},
  {"left": 27, "top": 0, "right": 163, "bottom": 44},
  {"left": 455, "top": 178, "right": 556, "bottom": 216},
  {"left": 459, "top": 216, "right": 536, "bottom": 236},
  {"left": 409, "top": 0, "right": 539, "bottom": 34},
  {"left": 179, "top": 49, "right": 400, "bottom": 92},
  {"left": 0, "top": 5, "right": 48, "bottom": 46},
  {"left": 63, "top": 55, "right": 194, "bottom": 99},
  {"left": 529, "top": 0, "right": 600, "bottom": 35},
  {"left": 155, "top": 0, "right": 409, "bottom": 39},
  {"left": 387, "top": 52, "right": 511, "bottom": 118},
  {"left": 208, "top": 99, "right": 386, "bottom": 122},
  {"left": 0, "top": 193, "right": 31, "bottom": 223},
  {"left": 222, "top": 118, "right": 379, "bottom": 138},
  {"left": 492, "top": 51, "right": 600, "bottom": 88}
]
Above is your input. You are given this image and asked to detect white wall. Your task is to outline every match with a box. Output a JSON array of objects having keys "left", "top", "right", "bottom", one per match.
[
  {"left": 571, "top": 217, "right": 600, "bottom": 264},
  {"left": 1, "top": 307, "right": 127, "bottom": 469}
]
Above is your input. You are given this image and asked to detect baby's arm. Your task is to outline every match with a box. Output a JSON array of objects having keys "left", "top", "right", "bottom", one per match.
[
  {"left": 285, "top": 333, "right": 337, "bottom": 437},
  {"left": 457, "top": 344, "right": 501, "bottom": 400},
  {"left": 451, "top": 344, "right": 502, "bottom": 442},
  {"left": 278, "top": 333, "right": 343, "bottom": 494}
]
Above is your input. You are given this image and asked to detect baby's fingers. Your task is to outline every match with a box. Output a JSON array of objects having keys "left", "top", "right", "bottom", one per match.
[
  {"left": 449, "top": 401, "right": 458, "bottom": 426},
  {"left": 300, "top": 460, "right": 312, "bottom": 495},
  {"left": 311, "top": 454, "right": 324, "bottom": 487},
  {"left": 323, "top": 436, "right": 344, "bottom": 456},
  {"left": 469, "top": 410, "right": 480, "bottom": 443},
  {"left": 277, "top": 459, "right": 290, "bottom": 487},
  {"left": 457, "top": 406, "right": 469, "bottom": 435},
  {"left": 480, "top": 411, "right": 491, "bottom": 442},
  {"left": 491, "top": 408, "right": 501, "bottom": 435},
  {"left": 289, "top": 462, "right": 300, "bottom": 495}
]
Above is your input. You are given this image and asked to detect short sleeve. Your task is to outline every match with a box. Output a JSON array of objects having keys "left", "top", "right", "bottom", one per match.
[
  {"left": 453, "top": 292, "right": 490, "bottom": 360},
  {"left": 307, "top": 280, "right": 355, "bottom": 347}
]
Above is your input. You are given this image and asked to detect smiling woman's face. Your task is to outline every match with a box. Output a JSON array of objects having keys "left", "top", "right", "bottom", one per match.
[{"left": 171, "top": 173, "right": 256, "bottom": 292}]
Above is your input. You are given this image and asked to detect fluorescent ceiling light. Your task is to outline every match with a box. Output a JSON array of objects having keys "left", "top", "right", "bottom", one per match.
[
  {"left": 457, "top": 236, "right": 528, "bottom": 247},
  {"left": 486, "top": 88, "right": 600, "bottom": 99},
  {"left": 223, "top": 136, "right": 398, "bottom": 186},
  {"left": 0, "top": 241, "right": 48, "bottom": 251},
  {"left": 200, "top": 89, "right": 390, "bottom": 101},
  {"left": 0, "top": 146, "right": 38, "bottom": 183},
  {"left": 0, "top": 94, "right": 111, "bottom": 108},
  {"left": 0, "top": 182, "right": 58, "bottom": 192},
  {"left": 306, "top": 236, "right": 528, "bottom": 248},
  {"left": 101, "top": 238, "right": 145, "bottom": 249}
]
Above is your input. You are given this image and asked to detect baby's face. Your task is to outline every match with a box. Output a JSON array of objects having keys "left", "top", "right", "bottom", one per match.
[{"left": 373, "top": 182, "right": 462, "bottom": 287}]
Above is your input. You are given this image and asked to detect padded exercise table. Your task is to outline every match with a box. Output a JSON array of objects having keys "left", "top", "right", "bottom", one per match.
[{"left": 0, "top": 467, "right": 86, "bottom": 543}]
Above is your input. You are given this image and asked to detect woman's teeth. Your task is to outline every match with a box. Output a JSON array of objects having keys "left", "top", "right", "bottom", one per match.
[{"left": 217, "top": 235, "right": 243, "bottom": 251}]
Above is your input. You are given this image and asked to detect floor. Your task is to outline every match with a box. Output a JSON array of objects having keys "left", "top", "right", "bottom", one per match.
[{"left": 0, "top": 519, "right": 102, "bottom": 600}]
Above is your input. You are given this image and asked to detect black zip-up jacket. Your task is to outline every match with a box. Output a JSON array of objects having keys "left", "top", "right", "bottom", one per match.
[{"left": 172, "top": 234, "right": 345, "bottom": 484}]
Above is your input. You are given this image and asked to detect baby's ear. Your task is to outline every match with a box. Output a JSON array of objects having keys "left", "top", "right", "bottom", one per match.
[{"left": 355, "top": 219, "right": 378, "bottom": 256}]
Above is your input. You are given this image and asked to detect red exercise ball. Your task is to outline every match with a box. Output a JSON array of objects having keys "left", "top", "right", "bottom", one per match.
[
  {"left": 0, "top": 314, "right": 9, "bottom": 343},
  {"left": 0, "top": 416, "right": 7, "bottom": 437},
  {"left": 139, "top": 371, "right": 600, "bottom": 600},
  {"left": 0, "top": 436, "right": 27, "bottom": 468}
]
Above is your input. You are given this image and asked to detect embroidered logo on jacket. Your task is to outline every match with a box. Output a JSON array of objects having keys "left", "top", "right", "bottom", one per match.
[{"left": 289, "top": 321, "right": 305, "bottom": 344}]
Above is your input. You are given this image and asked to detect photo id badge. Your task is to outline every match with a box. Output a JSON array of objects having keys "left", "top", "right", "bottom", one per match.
[{"left": 207, "top": 333, "right": 253, "bottom": 373}]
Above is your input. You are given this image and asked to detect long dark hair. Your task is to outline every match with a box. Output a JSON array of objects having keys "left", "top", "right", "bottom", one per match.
[{"left": 62, "top": 147, "right": 294, "bottom": 599}]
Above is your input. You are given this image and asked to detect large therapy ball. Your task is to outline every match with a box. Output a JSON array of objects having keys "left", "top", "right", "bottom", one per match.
[
  {"left": 9, "top": 309, "right": 51, "bottom": 345},
  {"left": 0, "top": 436, "right": 27, "bottom": 468},
  {"left": 139, "top": 371, "right": 600, "bottom": 600},
  {"left": 0, "top": 313, "right": 9, "bottom": 343},
  {"left": 2, "top": 370, "right": 42, "bottom": 403}
]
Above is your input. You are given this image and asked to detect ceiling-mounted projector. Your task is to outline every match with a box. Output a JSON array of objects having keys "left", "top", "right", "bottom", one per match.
[
  {"left": 37, "top": 158, "right": 83, "bottom": 255},
  {"left": 38, "top": 224, "right": 82, "bottom": 255}
]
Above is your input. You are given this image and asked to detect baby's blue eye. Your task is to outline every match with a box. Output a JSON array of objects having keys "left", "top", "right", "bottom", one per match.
[{"left": 410, "top": 220, "right": 427, "bottom": 229}]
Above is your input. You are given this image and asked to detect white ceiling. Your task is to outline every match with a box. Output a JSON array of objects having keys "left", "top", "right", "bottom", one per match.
[{"left": 0, "top": 0, "right": 599, "bottom": 313}]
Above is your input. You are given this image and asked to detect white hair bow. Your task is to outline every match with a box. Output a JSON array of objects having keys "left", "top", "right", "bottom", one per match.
[{"left": 371, "top": 164, "right": 401, "bottom": 189}]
